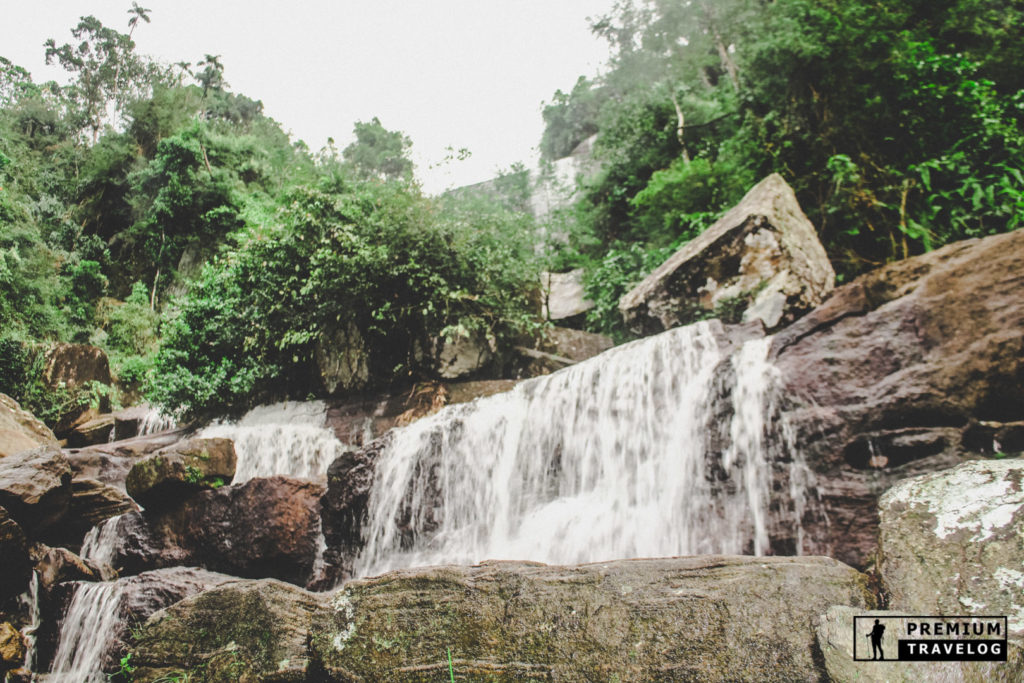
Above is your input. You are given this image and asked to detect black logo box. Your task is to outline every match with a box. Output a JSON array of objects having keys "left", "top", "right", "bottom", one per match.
[{"left": 853, "top": 615, "right": 1009, "bottom": 662}]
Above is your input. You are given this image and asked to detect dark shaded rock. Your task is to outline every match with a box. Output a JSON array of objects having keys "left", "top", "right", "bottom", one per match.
[
  {"left": 772, "top": 229, "right": 1024, "bottom": 568},
  {"left": 877, "top": 459, "right": 1024, "bottom": 637},
  {"left": 125, "top": 437, "right": 236, "bottom": 509},
  {"left": 512, "top": 326, "right": 615, "bottom": 377},
  {"left": 99, "top": 476, "right": 324, "bottom": 587},
  {"left": 316, "top": 319, "right": 370, "bottom": 394},
  {"left": 131, "top": 579, "right": 319, "bottom": 683},
  {"left": 621, "top": 173, "right": 834, "bottom": 335},
  {"left": 0, "top": 446, "right": 72, "bottom": 535},
  {"left": 130, "top": 556, "right": 874, "bottom": 682},
  {"left": 0, "top": 393, "right": 58, "bottom": 458},
  {"left": 320, "top": 438, "right": 386, "bottom": 585},
  {"left": 48, "top": 478, "right": 138, "bottom": 550},
  {"left": 40, "top": 567, "right": 234, "bottom": 676},
  {"left": 66, "top": 413, "right": 115, "bottom": 448},
  {"left": 0, "top": 507, "right": 31, "bottom": 602}
]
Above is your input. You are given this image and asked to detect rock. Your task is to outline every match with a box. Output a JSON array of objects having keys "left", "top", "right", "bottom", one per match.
[
  {"left": 131, "top": 579, "right": 319, "bottom": 683},
  {"left": 50, "top": 478, "right": 138, "bottom": 550},
  {"left": 817, "top": 606, "right": 1023, "bottom": 682},
  {"left": 99, "top": 476, "right": 324, "bottom": 587},
  {"left": 41, "top": 343, "right": 112, "bottom": 392},
  {"left": 66, "top": 428, "right": 192, "bottom": 491},
  {"left": 325, "top": 380, "right": 518, "bottom": 448},
  {"left": 772, "top": 229, "right": 1024, "bottom": 568},
  {"left": 316, "top": 319, "right": 370, "bottom": 394},
  {"left": 66, "top": 413, "right": 115, "bottom": 448},
  {"left": 620, "top": 173, "right": 835, "bottom": 335},
  {"left": 40, "top": 568, "right": 234, "bottom": 677},
  {"left": 0, "top": 622, "right": 25, "bottom": 676},
  {"left": 0, "top": 393, "right": 58, "bottom": 458},
  {"left": 513, "top": 326, "right": 615, "bottom": 377},
  {"left": 541, "top": 268, "right": 594, "bottom": 324},
  {"left": 125, "top": 437, "right": 236, "bottom": 509},
  {"left": 30, "top": 544, "right": 106, "bottom": 591},
  {"left": 877, "top": 458, "right": 1024, "bottom": 636},
  {"left": 108, "top": 404, "right": 176, "bottom": 441},
  {"left": 0, "top": 507, "right": 31, "bottom": 602},
  {"left": 0, "top": 446, "right": 72, "bottom": 535},
  {"left": 321, "top": 438, "right": 385, "bottom": 584},
  {"left": 433, "top": 330, "right": 495, "bottom": 379},
  {"left": 129, "top": 556, "right": 874, "bottom": 682}
]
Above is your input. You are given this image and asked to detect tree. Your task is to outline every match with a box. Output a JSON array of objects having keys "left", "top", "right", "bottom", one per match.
[
  {"left": 196, "top": 54, "right": 226, "bottom": 97},
  {"left": 342, "top": 117, "right": 414, "bottom": 181}
]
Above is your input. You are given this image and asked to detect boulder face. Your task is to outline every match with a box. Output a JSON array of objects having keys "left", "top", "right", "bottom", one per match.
[
  {"left": 316, "top": 319, "right": 370, "bottom": 395},
  {"left": 129, "top": 556, "right": 874, "bottom": 683},
  {"left": 0, "top": 393, "right": 58, "bottom": 458},
  {"left": 131, "top": 579, "right": 319, "bottom": 683},
  {"left": 541, "top": 268, "right": 594, "bottom": 324},
  {"left": 620, "top": 173, "right": 835, "bottom": 335},
  {"left": 125, "top": 437, "right": 236, "bottom": 509},
  {"left": 65, "top": 413, "right": 115, "bottom": 448},
  {"left": 877, "top": 458, "right": 1024, "bottom": 636},
  {"left": 433, "top": 330, "right": 495, "bottom": 379},
  {"left": 772, "top": 229, "right": 1024, "bottom": 568},
  {"left": 0, "top": 507, "right": 30, "bottom": 602},
  {"left": 41, "top": 343, "right": 112, "bottom": 391},
  {"left": 42, "top": 478, "right": 137, "bottom": 551},
  {"left": 66, "top": 428, "right": 191, "bottom": 491},
  {"left": 100, "top": 476, "right": 325, "bottom": 587},
  {"left": 0, "top": 446, "right": 72, "bottom": 535}
]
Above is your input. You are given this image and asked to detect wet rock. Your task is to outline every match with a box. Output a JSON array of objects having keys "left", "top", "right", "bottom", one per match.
[
  {"left": 54, "top": 478, "right": 138, "bottom": 550},
  {"left": 0, "top": 393, "right": 58, "bottom": 458},
  {"left": 321, "top": 438, "right": 385, "bottom": 584},
  {"left": 513, "top": 326, "right": 615, "bottom": 377},
  {"left": 41, "top": 343, "right": 112, "bottom": 392},
  {"left": 99, "top": 476, "right": 324, "bottom": 587},
  {"left": 125, "top": 437, "right": 236, "bottom": 509},
  {"left": 433, "top": 329, "right": 495, "bottom": 379},
  {"left": 66, "top": 428, "right": 191, "bottom": 491},
  {"left": 316, "top": 319, "right": 370, "bottom": 394},
  {"left": 130, "top": 556, "right": 874, "bottom": 682},
  {"left": 877, "top": 458, "right": 1024, "bottom": 636},
  {"left": 0, "top": 446, "right": 72, "bottom": 535},
  {"left": 30, "top": 544, "right": 106, "bottom": 591},
  {"left": 773, "top": 229, "right": 1024, "bottom": 568},
  {"left": 621, "top": 173, "right": 834, "bottom": 335},
  {"left": 0, "top": 507, "right": 31, "bottom": 602},
  {"left": 817, "top": 606, "right": 1023, "bottom": 682},
  {"left": 131, "top": 579, "right": 319, "bottom": 683}
]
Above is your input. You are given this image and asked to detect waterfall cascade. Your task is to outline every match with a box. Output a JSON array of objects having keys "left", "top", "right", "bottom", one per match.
[
  {"left": 200, "top": 400, "right": 353, "bottom": 482},
  {"left": 355, "top": 323, "right": 813, "bottom": 578},
  {"left": 81, "top": 514, "right": 123, "bottom": 567},
  {"left": 17, "top": 571, "right": 40, "bottom": 672},
  {"left": 135, "top": 405, "right": 178, "bottom": 437},
  {"left": 48, "top": 580, "right": 127, "bottom": 682}
]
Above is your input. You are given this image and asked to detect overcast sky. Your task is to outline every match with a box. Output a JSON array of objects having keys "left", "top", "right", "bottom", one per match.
[{"left": 1, "top": 0, "right": 618, "bottom": 194}]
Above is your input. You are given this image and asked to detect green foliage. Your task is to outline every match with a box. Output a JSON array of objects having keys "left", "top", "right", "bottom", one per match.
[
  {"left": 343, "top": 117, "right": 413, "bottom": 181},
  {"left": 540, "top": 76, "right": 603, "bottom": 160},
  {"left": 582, "top": 242, "right": 676, "bottom": 340}
]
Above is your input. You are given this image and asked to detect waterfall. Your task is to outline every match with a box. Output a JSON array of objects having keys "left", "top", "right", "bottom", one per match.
[
  {"left": 136, "top": 405, "right": 178, "bottom": 436},
  {"left": 18, "top": 571, "right": 40, "bottom": 672},
  {"left": 81, "top": 515, "right": 123, "bottom": 567},
  {"left": 355, "top": 322, "right": 812, "bottom": 578},
  {"left": 48, "top": 580, "right": 127, "bottom": 682},
  {"left": 200, "top": 400, "right": 350, "bottom": 482}
]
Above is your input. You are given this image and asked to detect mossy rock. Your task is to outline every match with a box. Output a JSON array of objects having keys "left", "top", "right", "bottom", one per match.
[{"left": 126, "top": 438, "right": 236, "bottom": 509}]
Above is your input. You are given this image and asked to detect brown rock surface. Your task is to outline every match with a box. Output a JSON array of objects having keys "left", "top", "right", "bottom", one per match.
[
  {"left": 772, "top": 229, "right": 1024, "bottom": 567},
  {"left": 125, "top": 437, "right": 236, "bottom": 509},
  {"left": 0, "top": 507, "right": 31, "bottom": 601},
  {"left": 0, "top": 446, "right": 72, "bottom": 535},
  {"left": 0, "top": 393, "right": 57, "bottom": 458}
]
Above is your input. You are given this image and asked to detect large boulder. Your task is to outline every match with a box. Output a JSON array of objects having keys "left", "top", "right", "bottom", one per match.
[
  {"left": 30, "top": 544, "right": 107, "bottom": 592},
  {"left": 772, "top": 229, "right": 1024, "bottom": 568},
  {"left": 433, "top": 330, "right": 495, "bottom": 379},
  {"left": 65, "top": 413, "right": 115, "bottom": 448},
  {"left": 0, "top": 393, "right": 58, "bottom": 458},
  {"left": 40, "top": 477, "right": 137, "bottom": 552},
  {"left": 316, "top": 319, "right": 370, "bottom": 394},
  {"left": 97, "top": 476, "right": 325, "bottom": 587},
  {"left": 125, "top": 437, "right": 236, "bottom": 509},
  {"left": 41, "top": 342, "right": 111, "bottom": 392},
  {"left": 130, "top": 556, "right": 874, "bottom": 682},
  {"left": 0, "top": 622, "right": 25, "bottom": 678},
  {"left": 541, "top": 268, "right": 594, "bottom": 324},
  {"left": 877, "top": 458, "right": 1024, "bottom": 636},
  {"left": 131, "top": 579, "right": 319, "bottom": 683},
  {"left": 621, "top": 173, "right": 835, "bottom": 335},
  {"left": 66, "top": 428, "right": 191, "bottom": 491},
  {"left": 0, "top": 446, "right": 72, "bottom": 535}
]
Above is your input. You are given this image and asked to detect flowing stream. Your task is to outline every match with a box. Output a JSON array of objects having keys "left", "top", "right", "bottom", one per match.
[
  {"left": 48, "top": 580, "right": 127, "bottom": 682},
  {"left": 354, "top": 322, "right": 813, "bottom": 578},
  {"left": 200, "top": 400, "right": 351, "bottom": 482}
]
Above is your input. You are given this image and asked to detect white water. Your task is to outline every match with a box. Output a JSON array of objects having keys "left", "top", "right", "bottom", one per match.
[
  {"left": 200, "top": 400, "right": 351, "bottom": 483},
  {"left": 17, "top": 571, "right": 40, "bottom": 672},
  {"left": 48, "top": 580, "right": 127, "bottom": 682},
  {"left": 135, "top": 405, "right": 177, "bottom": 436},
  {"left": 355, "top": 322, "right": 812, "bottom": 578},
  {"left": 81, "top": 515, "right": 123, "bottom": 567}
]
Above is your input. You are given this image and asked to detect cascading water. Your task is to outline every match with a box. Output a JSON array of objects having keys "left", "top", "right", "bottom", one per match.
[
  {"left": 81, "top": 515, "right": 123, "bottom": 567},
  {"left": 135, "top": 405, "right": 177, "bottom": 436},
  {"left": 18, "top": 571, "right": 40, "bottom": 672},
  {"left": 200, "top": 400, "right": 351, "bottom": 482},
  {"left": 48, "top": 580, "right": 127, "bottom": 682},
  {"left": 355, "top": 322, "right": 814, "bottom": 578}
]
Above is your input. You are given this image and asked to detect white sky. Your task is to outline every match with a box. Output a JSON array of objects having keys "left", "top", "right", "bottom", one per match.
[{"left": 1, "top": 1, "right": 617, "bottom": 194}]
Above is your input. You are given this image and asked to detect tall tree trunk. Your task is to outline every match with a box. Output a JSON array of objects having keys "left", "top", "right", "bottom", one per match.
[
  {"left": 671, "top": 92, "right": 690, "bottom": 163},
  {"left": 701, "top": 1, "right": 741, "bottom": 92}
]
